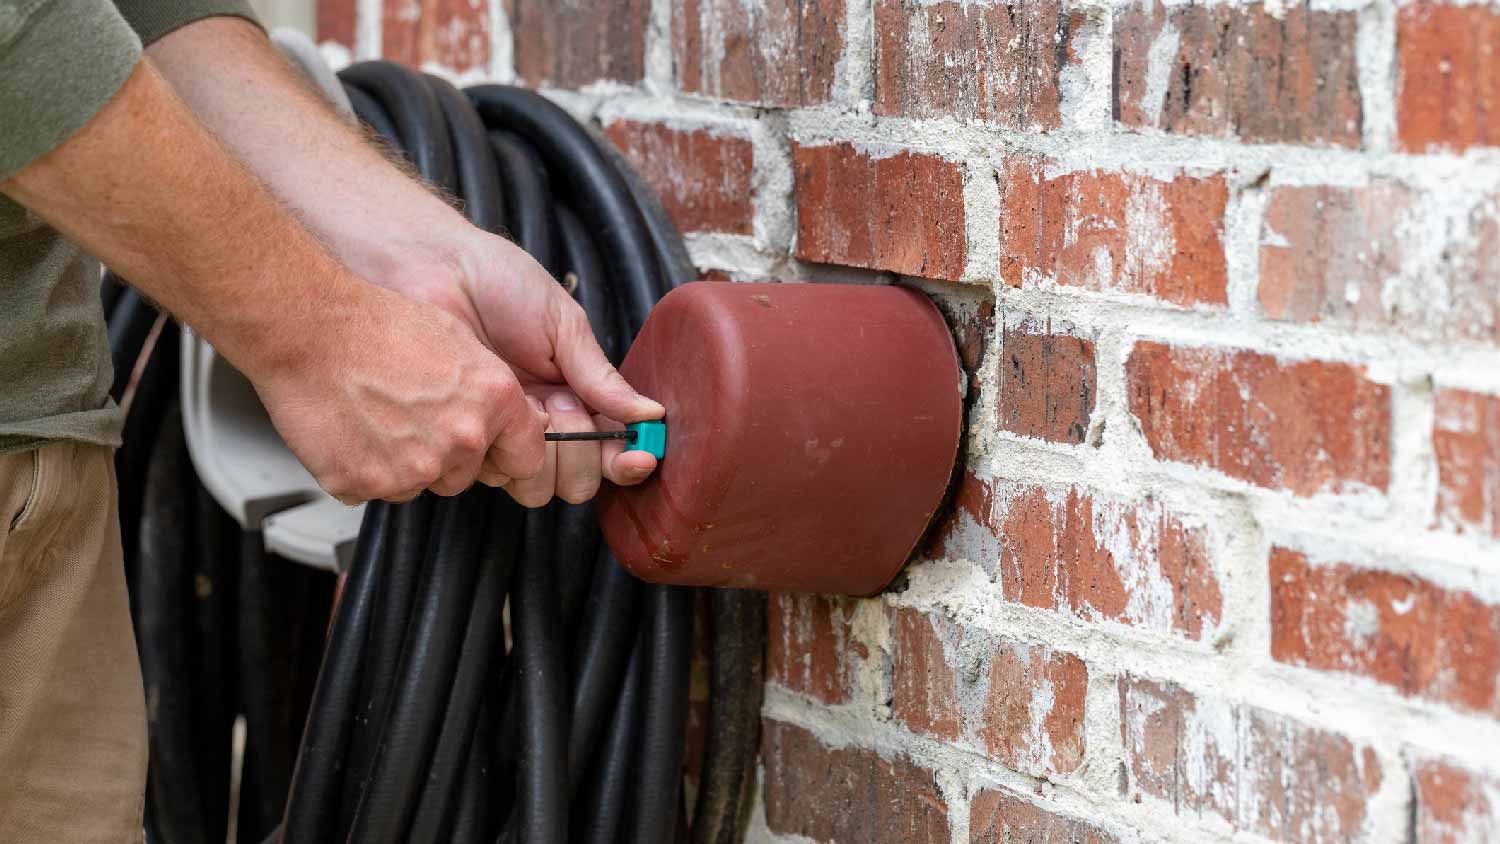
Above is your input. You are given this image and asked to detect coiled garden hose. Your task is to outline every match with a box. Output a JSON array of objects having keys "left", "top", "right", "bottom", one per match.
[{"left": 110, "top": 57, "right": 765, "bottom": 844}]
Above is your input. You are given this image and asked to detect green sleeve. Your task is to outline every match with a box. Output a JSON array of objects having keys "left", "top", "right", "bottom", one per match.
[
  {"left": 0, "top": 0, "right": 142, "bottom": 182},
  {"left": 113, "top": 0, "right": 262, "bottom": 46}
]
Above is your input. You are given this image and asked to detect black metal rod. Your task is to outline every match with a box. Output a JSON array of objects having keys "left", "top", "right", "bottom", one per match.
[{"left": 543, "top": 431, "right": 635, "bottom": 443}]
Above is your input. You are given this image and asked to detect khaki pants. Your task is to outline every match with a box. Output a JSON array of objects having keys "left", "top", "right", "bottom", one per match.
[{"left": 0, "top": 442, "right": 147, "bottom": 843}]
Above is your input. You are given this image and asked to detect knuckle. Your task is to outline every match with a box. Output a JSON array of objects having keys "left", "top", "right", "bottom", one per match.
[
  {"left": 405, "top": 454, "right": 444, "bottom": 487},
  {"left": 451, "top": 417, "right": 489, "bottom": 454},
  {"left": 488, "top": 373, "right": 522, "bottom": 407}
]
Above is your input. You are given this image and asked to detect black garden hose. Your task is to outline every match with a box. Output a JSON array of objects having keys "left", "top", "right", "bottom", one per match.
[{"left": 111, "top": 57, "right": 765, "bottom": 844}]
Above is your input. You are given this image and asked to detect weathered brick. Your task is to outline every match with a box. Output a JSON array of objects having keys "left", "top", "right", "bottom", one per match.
[
  {"left": 1121, "top": 675, "right": 1382, "bottom": 843},
  {"left": 996, "top": 318, "right": 1096, "bottom": 444},
  {"left": 924, "top": 470, "right": 1002, "bottom": 564},
  {"left": 506, "top": 0, "right": 648, "bottom": 88},
  {"left": 999, "top": 158, "right": 1229, "bottom": 307},
  {"left": 603, "top": 120, "right": 754, "bottom": 235},
  {"left": 1259, "top": 183, "right": 1500, "bottom": 344},
  {"left": 970, "top": 788, "right": 1119, "bottom": 844},
  {"left": 317, "top": 0, "right": 356, "bottom": 49},
  {"left": 383, "top": 0, "right": 488, "bottom": 72},
  {"left": 1126, "top": 342, "right": 1391, "bottom": 496},
  {"left": 1271, "top": 548, "right": 1500, "bottom": 718},
  {"left": 890, "top": 607, "right": 1087, "bottom": 776},
  {"left": 767, "top": 592, "right": 862, "bottom": 706},
  {"left": 793, "top": 142, "right": 966, "bottom": 280},
  {"left": 889, "top": 606, "right": 963, "bottom": 742},
  {"left": 934, "top": 296, "right": 995, "bottom": 399},
  {"left": 1397, "top": 4, "right": 1500, "bottom": 153},
  {"left": 673, "top": 0, "right": 843, "bottom": 108},
  {"left": 874, "top": 0, "right": 1081, "bottom": 129},
  {"left": 1414, "top": 756, "right": 1500, "bottom": 844},
  {"left": 926, "top": 476, "right": 1221, "bottom": 639},
  {"left": 1434, "top": 389, "right": 1500, "bottom": 538},
  {"left": 1113, "top": 1, "right": 1362, "bottom": 147},
  {"left": 761, "top": 720, "right": 950, "bottom": 844},
  {"left": 997, "top": 485, "right": 1221, "bottom": 639}
]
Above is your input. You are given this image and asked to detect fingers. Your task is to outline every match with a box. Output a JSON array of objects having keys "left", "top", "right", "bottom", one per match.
[
  {"left": 430, "top": 424, "right": 489, "bottom": 497},
  {"left": 485, "top": 391, "right": 550, "bottom": 481},
  {"left": 503, "top": 422, "right": 557, "bottom": 510},
  {"left": 553, "top": 303, "right": 665, "bottom": 424},
  {"left": 596, "top": 414, "right": 658, "bottom": 487},
  {"left": 547, "top": 392, "right": 602, "bottom": 504},
  {"left": 384, "top": 485, "right": 426, "bottom": 504},
  {"left": 475, "top": 456, "right": 511, "bottom": 488}
]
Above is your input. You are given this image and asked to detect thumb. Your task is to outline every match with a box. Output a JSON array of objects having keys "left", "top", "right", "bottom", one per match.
[{"left": 555, "top": 310, "right": 664, "bottom": 422}]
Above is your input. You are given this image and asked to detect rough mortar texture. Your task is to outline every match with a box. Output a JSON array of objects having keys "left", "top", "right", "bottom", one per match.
[{"left": 320, "top": 1, "right": 1500, "bottom": 842}]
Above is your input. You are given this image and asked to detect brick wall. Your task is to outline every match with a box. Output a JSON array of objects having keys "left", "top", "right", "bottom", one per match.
[{"left": 317, "top": 2, "right": 1500, "bottom": 842}]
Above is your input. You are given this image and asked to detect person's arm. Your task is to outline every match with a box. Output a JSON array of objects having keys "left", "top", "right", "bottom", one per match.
[
  {"left": 1, "top": 60, "right": 547, "bottom": 502},
  {"left": 145, "top": 16, "right": 663, "bottom": 506}
]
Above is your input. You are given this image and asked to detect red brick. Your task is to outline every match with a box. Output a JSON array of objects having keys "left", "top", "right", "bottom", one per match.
[
  {"left": 767, "top": 592, "right": 862, "bottom": 706},
  {"left": 673, "top": 0, "right": 843, "bottom": 108},
  {"left": 999, "top": 158, "right": 1229, "bottom": 307},
  {"left": 1435, "top": 389, "right": 1500, "bottom": 538},
  {"left": 925, "top": 476, "right": 1221, "bottom": 639},
  {"left": 996, "top": 318, "right": 1096, "bottom": 444},
  {"left": 1114, "top": 2, "right": 1362, "bottom": 147},
  {"left": 603, "top": 120, "right": 754, "bottom": 236},
  {"left": 1271, "top": 548, "right": 1500, "bottom": 718},
  {"left": 935, "top": 296, "right": 995, "bottom": 399},
  {"left": 761, "top": 720, "right": 950, "bottom": 844},
  {"left": 923, "top": 469, "right": 1002, "bottom": 564},
  {"left": 382, "top": 0, "right": 489, "bottom": 72},
  {"left": 1414, "top": 757, "right": 1500, "bottom": 844},
  {"left": 505, "top": 0, "right": 648, "bottom": 87},
  {"left": 874, "top": 0, "right": 1081, "bottom": 129},
  {"left": 889, "top": 607, "right": 962, "bottom": 741},
  {"left": 970, "top": 788, "right": 1118, "bottom": 844},
  {"left": 317, "top": 0, "right": 356, "bottom": 49},
  {"left": 889, "top": 607, "right": 1086, "bottom": 776},
  {"left": 1126, "top": 342, "right": 1391, "bottom": 496},
  {"left": 793, "top": 142, "right": 966, "bottom": 280},
  {"left": 998, "top": 485, "right": 1220, "bottom": 639},
  {"left": 1397, "top": 4, "right": 1500, "bottom": 153},
  {"left": 1121, "top": 675, "right": 1382, "bottom": 843},
  {"left": 1258, "top": 183, "right": 1500, "bottom": 343}
]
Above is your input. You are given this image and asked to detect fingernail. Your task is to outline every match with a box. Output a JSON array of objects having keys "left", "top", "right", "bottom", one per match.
[{"left": 550, "top": 393, "right": 579, "bottom": 411}]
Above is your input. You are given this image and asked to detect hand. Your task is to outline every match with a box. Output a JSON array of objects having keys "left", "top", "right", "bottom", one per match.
[
  {"left": 134, "top": 19, "right": 661, "bottom": 506},
  {"left": 251, "top": 279, "right": 548, "bottom": 504},
  {"left": 378, "top": 232, "right": 664, "bottom": 507}
]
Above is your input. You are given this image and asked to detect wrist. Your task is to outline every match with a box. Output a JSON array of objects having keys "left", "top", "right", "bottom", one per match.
[
  {"left": 218, "top": 262, "right": 368, "bottom": 382},
  {"left": 362, "top": 225, "right": 494, "bottom": 343}
]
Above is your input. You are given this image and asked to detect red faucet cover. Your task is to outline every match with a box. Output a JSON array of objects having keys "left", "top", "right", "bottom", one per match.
[{"left": 596, "top": 282, "right": 962, "bottom": 596}]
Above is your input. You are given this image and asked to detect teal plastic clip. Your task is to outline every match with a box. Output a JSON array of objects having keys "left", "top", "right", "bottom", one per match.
[{"left": 626, "top": 420, "right": 667, "bottom": 460}]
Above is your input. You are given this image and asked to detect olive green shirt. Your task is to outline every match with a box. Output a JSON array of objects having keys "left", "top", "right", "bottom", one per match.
[{"left": 0, "top": 0, "right": 259, "bottom": 454}]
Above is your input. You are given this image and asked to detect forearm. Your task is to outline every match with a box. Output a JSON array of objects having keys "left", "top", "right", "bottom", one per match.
[
  {"left": 0, "top": 60, "right": 363, "bottom": 382},
  {"left": 144, "top": 17, "right": 474, "bottom": 295}
]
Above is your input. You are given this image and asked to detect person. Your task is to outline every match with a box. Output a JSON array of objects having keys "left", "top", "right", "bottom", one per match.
[{"left": 0, "top": 2, "right": 663, "bottom": 839}]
